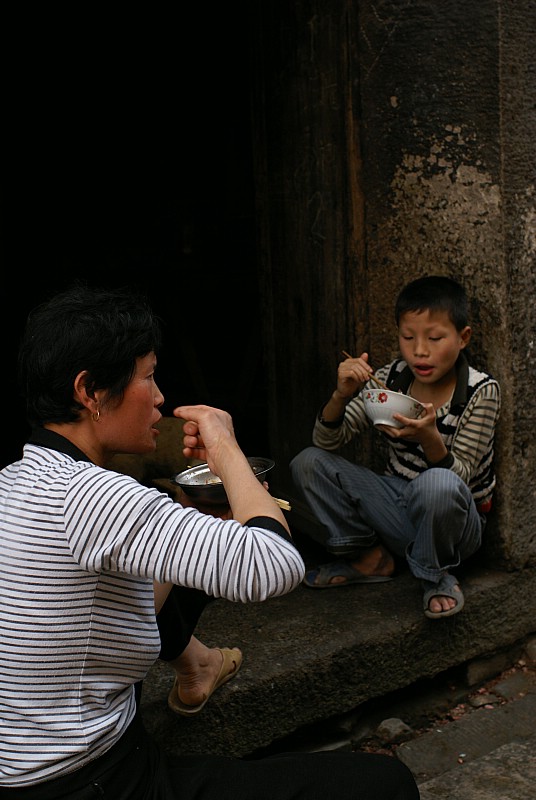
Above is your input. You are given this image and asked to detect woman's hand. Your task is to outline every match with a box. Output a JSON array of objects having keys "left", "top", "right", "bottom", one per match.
[
  {"left": 173, "top": 405, "right": 236, "bottom": 474},
  {"left": 172, "top": 405, "right": 289, "bottom": 531}
]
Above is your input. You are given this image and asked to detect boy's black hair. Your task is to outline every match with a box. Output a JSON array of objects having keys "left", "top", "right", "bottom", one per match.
[
  {"left": 394, "top": 275, "right": 469, "bottom": 331},
  {"left": 18, "top": 282, "right": 163, "bottom": 426}
]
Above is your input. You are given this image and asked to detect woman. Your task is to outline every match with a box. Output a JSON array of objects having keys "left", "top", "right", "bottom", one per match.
[{"left": 0, "top": 284, "right": 420, "bottom": 799}]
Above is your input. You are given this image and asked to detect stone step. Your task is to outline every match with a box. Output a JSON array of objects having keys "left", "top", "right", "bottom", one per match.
[
  {"left": 140, "top": 564, "right": 536, "bottom": 760},
  {"left": 408, "top": 692, "right": 536, "bottom": 799}
]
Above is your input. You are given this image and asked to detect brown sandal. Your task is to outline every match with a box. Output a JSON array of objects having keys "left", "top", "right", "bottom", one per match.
[{"left": 167, "top": 647, "right": 243, "bottom": 716}]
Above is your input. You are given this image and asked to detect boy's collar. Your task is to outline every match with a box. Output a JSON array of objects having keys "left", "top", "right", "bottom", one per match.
[{"left": 389, "top": 353, "right": 469, "bottom": 407}]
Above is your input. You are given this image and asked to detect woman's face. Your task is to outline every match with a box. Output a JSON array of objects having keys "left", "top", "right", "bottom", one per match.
[{"left": 100, "top": 352, "right": 165, "bottom": 455}]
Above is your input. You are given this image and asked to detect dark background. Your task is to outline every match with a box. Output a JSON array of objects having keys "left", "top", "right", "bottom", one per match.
[{"left": 3, "top": 8, "right": 267, "bottom": 468}]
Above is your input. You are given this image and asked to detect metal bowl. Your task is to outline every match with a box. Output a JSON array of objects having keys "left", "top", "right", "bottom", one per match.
[{"left": 172, "top": 456, "right": 275, "bottom": 506}]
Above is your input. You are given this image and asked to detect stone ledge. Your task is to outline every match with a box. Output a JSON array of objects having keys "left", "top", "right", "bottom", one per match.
[{"left": 140, "top": 563, "right": 536, "bottom": 757}]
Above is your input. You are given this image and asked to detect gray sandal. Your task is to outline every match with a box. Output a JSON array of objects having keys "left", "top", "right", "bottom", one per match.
[
  {"left": 422, "top": 573, "right": 465, "bottom": 619},
  {"left": 303, "top": 561, "right": 393, "bottom": 588}
]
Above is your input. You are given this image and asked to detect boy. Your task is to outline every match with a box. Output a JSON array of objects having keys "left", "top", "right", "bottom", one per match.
[{"left": 290, "top": 275, "right": 500, "bottom": 618}]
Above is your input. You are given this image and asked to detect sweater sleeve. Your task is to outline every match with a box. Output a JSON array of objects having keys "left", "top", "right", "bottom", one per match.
[
  {"left": 311, "top": 365, "right": 389, "bottom": 450},
  {"left": 447, "top": 380, "right": 501, "bottom": 485},
  {"left": 64, "top": 467, "right": 305, "bottom": 603}
]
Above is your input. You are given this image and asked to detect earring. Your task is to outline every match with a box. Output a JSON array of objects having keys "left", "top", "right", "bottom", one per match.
[{"left": 91, "top": 409, "right": 100, "bottom": 422}]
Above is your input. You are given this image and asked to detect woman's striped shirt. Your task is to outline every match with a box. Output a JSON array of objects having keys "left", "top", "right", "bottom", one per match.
[{"left": 0, "top": 431, "right": 305, "bottom": 787}]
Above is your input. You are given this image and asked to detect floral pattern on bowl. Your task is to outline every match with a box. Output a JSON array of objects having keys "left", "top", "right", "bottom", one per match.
[{"left": 362, "top": 388, "right": 425, "bottom": 428}]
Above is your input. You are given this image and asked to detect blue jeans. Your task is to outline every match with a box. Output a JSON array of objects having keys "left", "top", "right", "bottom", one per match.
[{"left": 290, "top": 446, "right": 484, "bottom": 583}]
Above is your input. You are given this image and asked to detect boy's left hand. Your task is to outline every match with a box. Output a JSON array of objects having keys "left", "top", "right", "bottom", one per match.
[{"left": 379, "top": 402, "right": 437, "bottom": 442}]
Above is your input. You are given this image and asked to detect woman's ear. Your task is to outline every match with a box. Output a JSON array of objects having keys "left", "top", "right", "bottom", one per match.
[
  {"left": 459, "top": 325, "right": 472, "bottom": 349},
  {"left": 73, "top": 370, "right": 96, "bottom": 413}
]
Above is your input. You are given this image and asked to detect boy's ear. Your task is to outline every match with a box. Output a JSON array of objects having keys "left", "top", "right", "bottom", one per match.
[{"left": 459, "top": 325, "right": 472, "bottom": 349}]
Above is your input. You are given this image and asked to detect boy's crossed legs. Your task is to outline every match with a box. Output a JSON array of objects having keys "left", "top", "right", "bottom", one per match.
[{"left": 290, "top": 446, "right": 483, "bottom": 618}]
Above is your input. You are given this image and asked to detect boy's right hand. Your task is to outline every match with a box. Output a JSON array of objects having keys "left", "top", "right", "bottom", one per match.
[{"left": 337, "top": 351, "right": 374, "bottom": 398}]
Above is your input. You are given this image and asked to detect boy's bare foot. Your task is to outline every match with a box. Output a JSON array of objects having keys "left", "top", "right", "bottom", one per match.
[
  {"left": 303, "top": 544, "right": 395, "bottom": 588},
  {"left": 428, "top": 593, "right": 458, "bottom": 614},
  {"left": 423, "top": 575, "right": 465, "bottom": 619},
  {"left": 348, "top": 544, "right": 395, "bottom": 580}
]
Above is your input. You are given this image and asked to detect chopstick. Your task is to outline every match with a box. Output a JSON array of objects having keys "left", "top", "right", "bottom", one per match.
[
  {"left": 341, "top": 350, "right": 389, "bottom": 391},
  {"left": 273, "top": 497, "right": 291, "bottom": 511},
  {"left": 366, "top": 373, "right": 390, "bottom": 391}
]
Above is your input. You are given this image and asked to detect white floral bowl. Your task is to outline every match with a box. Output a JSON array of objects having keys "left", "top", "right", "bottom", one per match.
[{"left": 362, "top": 388, "right": 425, "bottom": 429}]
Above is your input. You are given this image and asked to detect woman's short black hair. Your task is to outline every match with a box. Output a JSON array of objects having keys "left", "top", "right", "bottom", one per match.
[
  {"left": 18, "top": 283, "right": 163, "bottom": 426},
  {"left": 394, "top": 275, "right": 469, "bottom": 331}
]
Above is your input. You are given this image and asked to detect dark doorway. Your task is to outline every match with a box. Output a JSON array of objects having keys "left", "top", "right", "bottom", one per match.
[{"left": 3, "top": 8, "right": 267, "bottom": 468}]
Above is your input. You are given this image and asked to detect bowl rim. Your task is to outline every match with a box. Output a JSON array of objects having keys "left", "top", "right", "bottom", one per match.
[
  {"left": 362, "top": 387, "right": 419, "bottom": 398},
  {"left": 173, "top": 456, "right": 275, "bottom": 488},
  {"left": 362, "top": 388, "right": 425, "bottom": 406}
]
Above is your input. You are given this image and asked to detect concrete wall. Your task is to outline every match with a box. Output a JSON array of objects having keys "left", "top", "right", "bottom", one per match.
[{"left": 253, "top": 0, "right": 536, "bottom": 569}]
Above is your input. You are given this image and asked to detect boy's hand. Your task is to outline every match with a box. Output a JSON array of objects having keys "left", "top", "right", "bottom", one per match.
[
  {"left": 379, "top": 402, "right": 438, "bottom": 443},
  {"left": 379, "top": 403, "right": 450, "bottom": 466},
  {"left": 337, "top": 351, "right": 374, "bottom": 398}
]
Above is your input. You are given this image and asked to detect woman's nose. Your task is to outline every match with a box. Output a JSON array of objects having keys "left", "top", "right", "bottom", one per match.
[{"left": 155, "top": 383, "right": 165, "bottom": 407}]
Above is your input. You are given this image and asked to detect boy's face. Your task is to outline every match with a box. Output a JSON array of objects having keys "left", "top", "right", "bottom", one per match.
[{"left": 398, "top": 309, "right": 471, "bottom": 386}]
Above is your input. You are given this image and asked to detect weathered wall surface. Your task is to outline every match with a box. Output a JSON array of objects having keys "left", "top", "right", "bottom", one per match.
[
  {"left": 253, "top": 1, "right": 535, "bottom": 567},
  {"left": 252, "top": 1, "right": 370, "bottom": 470},
  {"left": 357, "top": 0, "right": 536, "bottom": 567},
  {"left": 498, "top": 1, "right": 536, "bottom": 566}
]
